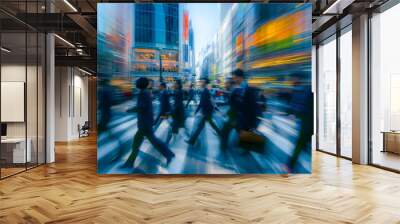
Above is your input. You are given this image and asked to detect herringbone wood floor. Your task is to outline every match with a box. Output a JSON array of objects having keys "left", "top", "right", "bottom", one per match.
[{"left": 1, "top": 136, "right": 400, "bottom": 224}]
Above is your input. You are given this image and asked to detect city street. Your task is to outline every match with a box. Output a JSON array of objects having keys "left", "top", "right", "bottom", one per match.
[{"left": 98, "top": 100, "right": 311, "bottom": 174}]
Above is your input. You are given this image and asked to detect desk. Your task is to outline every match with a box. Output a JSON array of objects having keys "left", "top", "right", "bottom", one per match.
[
  {"left": 1, "top": 138, "right": 31, "bottom": 163},
  {"left": 382, "top": 131, "right": 400, "bottom": 154}
]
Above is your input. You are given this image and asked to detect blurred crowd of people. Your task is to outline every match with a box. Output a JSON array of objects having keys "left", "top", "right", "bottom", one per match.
[{"left": 98, "top": 68, "right": 313, "bottom": 173}]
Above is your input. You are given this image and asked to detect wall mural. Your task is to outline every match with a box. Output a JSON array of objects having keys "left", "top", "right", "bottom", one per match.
[{"left": 97, "top": 3, "right": 313, "bottom": 174}]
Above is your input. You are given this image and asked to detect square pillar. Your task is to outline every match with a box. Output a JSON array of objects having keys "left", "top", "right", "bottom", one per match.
[{"left": 352, "top": 14, "right": 369, "bottom": 164}]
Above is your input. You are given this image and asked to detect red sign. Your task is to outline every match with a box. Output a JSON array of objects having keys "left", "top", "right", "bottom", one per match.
[{"left": 183, "top": 11, "right": 189, "bottom": 41}]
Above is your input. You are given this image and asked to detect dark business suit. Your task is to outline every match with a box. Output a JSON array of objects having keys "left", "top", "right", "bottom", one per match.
[
  {"left": 185, "top": 89, "right": 196, "bottom": 108},
  {"left": 171, "top": 89, "right": 185, "bottom": 134},
  {"left": 287, "top": 86, "right": 313, "bottom": 171},
  {"left": 187, "top": 88, "right": 220, "bottom": 144},
  {"left": 154, "top": 90, "right": 171, "bottom": 128},
  {"left": 220, "top": 87, "right": 241, "bottom": 147},
  {"left": 124, "top": 90, "right": 174, "bottom": 167},
  {"left": 98, "top": 83, "right": 112, "bottom": 132},
  {"left": 237, "top": 85, "right": 261, "bottom": 131}
]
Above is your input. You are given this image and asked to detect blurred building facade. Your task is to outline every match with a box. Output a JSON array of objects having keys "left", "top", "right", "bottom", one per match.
[
  {"left": 129, "top": 3, "right": 195, "bottom": 82},
  {"left": 188, "top": 21, "right": 196, "bottom": 81},
  {"left": 130, "top": 4, "right": 180, "bottom": 81},
  {"left": 197, "top": 3, "right": 312, "bottom": 88},
  {"left": 180, "top": 8, "right": 196, "bottom": 82},
  {"left": 98, "top": 4, "right": 133, "bottom": 79}
]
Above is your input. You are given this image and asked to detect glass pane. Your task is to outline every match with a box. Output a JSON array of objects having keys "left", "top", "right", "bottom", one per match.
[
  {"left": 1, "top": 31, "right": 27, "bottom": 177},
  {"left": 340, "top": 29, "right": 352, "bottom": 158},
  {"left": 38, "top": 33, "right": 45, "bottom": 165},
  {"left": 0, "top": 1, "right": 46, "bottom": 178},
  {"left": 318, "top": 37, "right": 337, "bottom": 154},
  {"left": 27, "top": 31, "right": 38, "bottom": 169},
  {"left": 371, "top": 4, "right": 400, "bottom": 171}
]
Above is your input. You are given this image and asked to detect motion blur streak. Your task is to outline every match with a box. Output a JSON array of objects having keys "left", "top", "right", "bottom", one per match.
[
  {"left": 97, "top": 3, "right": 313, "bottom": 174},
  {"left": 251, "top": 53, "right": 311, "bottom": 69}
]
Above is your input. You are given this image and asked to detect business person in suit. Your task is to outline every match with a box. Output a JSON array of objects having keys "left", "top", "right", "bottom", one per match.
[
  {"left": 185, "top": 83, "right": 196, "bottom": 108},
  {"left": 219, "top": 77, "right": 241, "bottom": 148},
  {"left": 98, "top": 78, "right": 112, "bottom": 132},
  {"left": 186, "top": 77, "right": 221, "bottom": 145},
  {"left": 123, "top": 77, "right": 175, "bottom": 167},
  {"left": 154, "top": 82, "right": 171, "bottom": 129},
  {"left": 285, "top": 74, "right": 313, "bottom": 173},
  {"left": 232, "top": 69, "right": 261, "bottom": 131},
  {"left": 167, "top": 79, "right": 186, "bottom": 143}
]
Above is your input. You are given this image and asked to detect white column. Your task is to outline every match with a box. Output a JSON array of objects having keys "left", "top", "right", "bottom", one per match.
[
  {"left": 352, "top": 14, "right": 369, "bottom": 164},
  {"left": 45, "top": 0, "right": 56, "bottom": 163},
  {"left": 46, "top": 33, "right": 55, "bottom": 163}
]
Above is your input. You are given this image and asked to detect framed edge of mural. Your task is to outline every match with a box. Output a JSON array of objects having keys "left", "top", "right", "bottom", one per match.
[{"left": 97, "top": 3, "right": 313, "bottom": 174}]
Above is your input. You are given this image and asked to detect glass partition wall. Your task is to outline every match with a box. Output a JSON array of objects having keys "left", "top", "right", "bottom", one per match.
[
  {"left": 0, "top": 1, "right": 46, "bottom": 179},
  {"left": 316, "top": 26, "right": 353, "bottom": 159}
]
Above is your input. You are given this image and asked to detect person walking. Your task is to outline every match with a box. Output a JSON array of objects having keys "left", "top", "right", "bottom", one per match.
[
  {"left": 232, "top": 69, "right": 261, "bottom": 131},
  {"left": 154, "top": 82, "right": 171, "bottom": 129},
  {"left": 219, "top": 77, "right": 241, "bottom": 148},
  {"left": 285, "top": 74, "right": 313, "bottom": 173},
  {"left": 167, "top": 79, "right": 186, "bottom": 143},
  {"left": 186, "top": 77, "right": 221, "bottom": 145},
  {"left": 185, "top": 83, "right": 196, "bottom": 108},
  {"left": 98, "top": 78, "right": 112, "bottom": 132},
  {"left": 123, "top": 77, "right": 175, "bottom": 167}
]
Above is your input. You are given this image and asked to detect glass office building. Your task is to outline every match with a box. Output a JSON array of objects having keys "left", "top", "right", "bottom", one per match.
[{"left": 131, "top": 4, "right": 181, "bottom": 80}]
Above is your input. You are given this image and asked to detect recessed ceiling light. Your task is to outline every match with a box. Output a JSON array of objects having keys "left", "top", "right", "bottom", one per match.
[
  {"left": 323, "top": 0, "right": 354, "bottom": 15},
  {"left": 1, "top": 47, "right": 11, "bottom": 53},
  {"left": 78, "top": 67, "right": 92, "bottom": 76},
  {"left": 54, "top": 34, "right": 75, "bottom": 48},
  {"left": 63, "top": 0, "right": 78, "bottom": 12}
]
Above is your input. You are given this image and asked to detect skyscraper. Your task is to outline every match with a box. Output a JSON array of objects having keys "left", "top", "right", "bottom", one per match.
[
  {"left": 180, "top": 8, "right": 196, "bottom": 81},
  {"left": 220, "top": 3, "right": 233, "bottom": 23},
  {"left": 131, "top": 4, "right": 180, "bottom": 80},
  {"left": 188, "top": 21, "right": 195, "bottom": 79}
]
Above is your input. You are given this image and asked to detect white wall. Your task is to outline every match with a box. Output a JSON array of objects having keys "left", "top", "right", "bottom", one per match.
[
  {"left": 1, "top": 65, "right": 40, "bottom": 137},
  {"left": 55, "top": 67, "right": 69, "bottom": 141},
  {"left": 1, "top": 65, "right": 26, "bottom": 139},
  {"left": 71, "top": 73, "right": 89, "bottom": 138},
  {"left": 1, "top": 63, "right": 46, "bottom": 164},
  {"left": 55, "top": 67, "right": 89, "bottom": 141}
]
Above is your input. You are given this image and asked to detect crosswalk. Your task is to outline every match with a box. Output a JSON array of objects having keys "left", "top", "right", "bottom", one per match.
[{"left": 97, "top": 105, "right": 311, "bottom": 174}]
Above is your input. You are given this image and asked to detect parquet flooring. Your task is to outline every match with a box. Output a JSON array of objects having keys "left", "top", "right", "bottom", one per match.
[{"left": 1, "top": 135, "right": 400, "bottom": 223}]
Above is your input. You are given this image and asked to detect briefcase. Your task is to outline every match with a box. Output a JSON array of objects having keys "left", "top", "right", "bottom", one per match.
[{"left": 238, "top": 130, "right": 265, "bottom": 145}]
